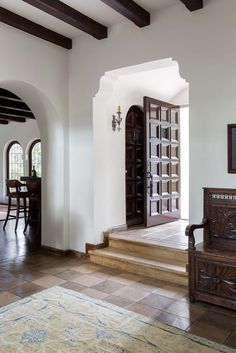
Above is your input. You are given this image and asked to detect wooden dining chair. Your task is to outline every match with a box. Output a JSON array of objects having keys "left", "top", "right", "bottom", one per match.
[
  {"left": 24, "top": 180, "right": 41, "bottom": 236},
  {"left": 3, "top": 179, "right": 29, "bottom": 231}
]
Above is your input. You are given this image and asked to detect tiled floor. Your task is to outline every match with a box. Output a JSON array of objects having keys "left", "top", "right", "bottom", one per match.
[
  {"left": 0, "top": 218, "right": 235, "bottom": 348},
  {"left": 113, "top": 220, "right": 189, "bottom": 250}
]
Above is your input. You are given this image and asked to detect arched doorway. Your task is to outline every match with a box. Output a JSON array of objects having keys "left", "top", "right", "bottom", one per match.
[
  {"left": 125, "top": 105, "right": 145, "bottom": 227},
  {"left": 0, "top": 80, "right": 68, "bottom": 251}
]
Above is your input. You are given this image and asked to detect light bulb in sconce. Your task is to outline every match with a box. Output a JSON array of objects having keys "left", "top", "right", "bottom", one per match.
[{"left": 112, "top": 105, "right": 123, "bottom": 132}]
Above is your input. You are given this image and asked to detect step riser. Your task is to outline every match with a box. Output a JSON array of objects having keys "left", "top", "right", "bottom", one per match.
[
  {"left": 109, "top": 239, "right": 188, "bottom": 264},
  {"left": 90, "top": 253, "right": 188, "bottom": 287}
]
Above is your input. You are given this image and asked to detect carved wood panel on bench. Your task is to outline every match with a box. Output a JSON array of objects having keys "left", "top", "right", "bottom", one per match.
[{"left": 186, "top": 188, "right": 236, "bottom": 310}]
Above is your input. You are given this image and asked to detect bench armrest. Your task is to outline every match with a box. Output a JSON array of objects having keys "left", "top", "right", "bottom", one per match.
[{"left": 185, "top": 218, "right": 208, "bottom": 251}]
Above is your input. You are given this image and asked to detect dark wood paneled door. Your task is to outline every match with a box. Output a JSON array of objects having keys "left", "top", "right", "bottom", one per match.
[
  {"left": 144, "top": 97, "right": 180, "bottom": 227},
  {"left": 126, "top": 106, "right": 144, "bottom": 226}
]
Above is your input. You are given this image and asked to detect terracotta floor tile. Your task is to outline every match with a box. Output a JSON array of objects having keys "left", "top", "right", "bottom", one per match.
[
  {"left": 165, "top": 301, "right": 208, "bottom": 321},
  {"left": 92, "top": 280, "right": 124, "bottom": 294},
  {"left": 80, "top": 287, "right": 109, "bottom": 300},
  {"left": 56, "top": 270, "right": 84, "bottom": 281},
  {"left": 0, "top": 272, "right": 27, "bottom": 290},
  {"left": 0, "top": 291, "right": 20, "bottom": 307},
  {"left": 155, "top": 311, "right": 191, "bottom": 330},
  {"left": 14, "top": 270, "right": 46, "bottom": 282},
  {"left": 59, "top": 281, "right": 85, "bottom": 292},
  {"left": 10, "top": 282, "right": 44, "bottom": 298},
  {"left": 153, "top": 284, "right": 187, "bottom": 300},
  {"left": 127, "top": 303, "right": 161, "bottom": 318},
  {"left": 69, "top": 264, "right": 102, "bottom": 274},
  {"left": 32, "top": 275, "right": 66, "bottom": 288},
  {"left": 139, "top": 293, "right": 175, "bottom": 310},
  {"left": 187, "top": 321, "right": 231, "bottom": 344},
  {"left": 111, "top": 273, "right": 143, "bottom": 285},
  {"left": 138, "top": 278, "right": 168, "bottom": 290},
  {"left": 37, "top": 265, "right": 69, "bottom": 275},
  {"left": 105, "top": 295, "right": 133, "bottom": 308},
  {"left": 112, "top": 286, "right": 149, "bottom": 302},
  {"left": 70, "top": 274, "right": 105, "bottom": 287}
]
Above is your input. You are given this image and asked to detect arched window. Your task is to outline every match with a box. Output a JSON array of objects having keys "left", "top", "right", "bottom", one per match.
[
  {"left": 6, "top": 141, "right": 24, "bottom": 180},
  {"left": 29, "top": 139, "right": 41, "bottom": 177}
]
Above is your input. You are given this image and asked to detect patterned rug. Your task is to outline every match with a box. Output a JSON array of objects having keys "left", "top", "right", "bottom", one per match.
[{"left": 0, "top": 286, "right": 234, "bottom": 353}]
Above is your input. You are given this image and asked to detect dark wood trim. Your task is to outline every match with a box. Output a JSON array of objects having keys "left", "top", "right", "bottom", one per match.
[
  {"left": 227, "top": 124, "right": 236, "bottom": 173},
  {"left": 0, "top": 115, "right": 26, "bottom": 123},
  {"left": 86, "top": 234, "right": 109, "bottom": 254},
  {"left": 0, "top": 119, "right": 8, "bottom": 125},
  {"left": 0, "top": 107, "right": 35, "bottom": 119},
  {"left": 0, "top": 98, "right": 31, "bottom": 111},
  {"left": 0, "top": 6, "right": 72, "bottom": 49},
  {"left": 23, "top": 0, "right": 107, "bottom": 40},
  {"left": 6, "top": 141, "right": 21, "bottom": 179},
  {"left": 101, "top": 0, "right": 150, "bottom": 27},
  {"left": 29, "top": 139, "right": 41, "bottom": 175},
  {"left": 41, "top": 245, "right": 87, "bottom": 258},
  {"left": 179, "top": 0, "right": 203, "bottom": 11},
  {"left": 0, "top": 88, "right": 22, "bottom": 100}
]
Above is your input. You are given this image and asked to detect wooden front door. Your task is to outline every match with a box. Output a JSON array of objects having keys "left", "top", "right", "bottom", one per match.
[
  {"left": 144, "top": 97, "right": 180, "bottom": 227},
  {"left": 126, "top": 106, "right": 144, "bottom": 226}
]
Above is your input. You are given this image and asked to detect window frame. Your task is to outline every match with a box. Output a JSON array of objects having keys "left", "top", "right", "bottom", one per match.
[
  {"left": 29, "top": 139, "right": 41, "bottom": 176},
  {"left": 6, "top": 140, "right": 24, "bottom": 180}
]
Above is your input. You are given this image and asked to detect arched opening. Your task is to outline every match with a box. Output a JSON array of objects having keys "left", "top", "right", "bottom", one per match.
[
  {"left": 94, "top": 58, "right": 189, "bottom": 244},
  {"left": 125, "top": 105, "right": 145, "bottom": 227},
  {"left": 0, "top": 80, "right": 68, "bottom": 258}
]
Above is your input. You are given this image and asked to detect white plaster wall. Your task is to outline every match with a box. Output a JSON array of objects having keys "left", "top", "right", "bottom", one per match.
[
  {"left": 0, "top": 120, "right": 40, "bottom": 204},
  {"left": 69, "top": 0, "right": 236, "bottom": 251},
  {"left": 0, "top": 23, "right": 69, "bottom": 250}
]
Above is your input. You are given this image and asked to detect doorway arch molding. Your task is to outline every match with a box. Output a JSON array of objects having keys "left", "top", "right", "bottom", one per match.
[{"left": 0, "top": 80, "right": 69, "bottom": 250}]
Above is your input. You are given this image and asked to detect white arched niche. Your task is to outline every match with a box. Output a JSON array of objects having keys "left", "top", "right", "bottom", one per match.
[
  {"left": 93, "top": 58, "right": 189, "bottom": 242},
  {"left": 0, "top": 80, "right": 69, "bottom": 250}
]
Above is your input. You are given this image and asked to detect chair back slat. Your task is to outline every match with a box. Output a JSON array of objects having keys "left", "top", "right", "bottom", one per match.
[{"left": 5, "top": 179, "right": 25, "bottom": 196}]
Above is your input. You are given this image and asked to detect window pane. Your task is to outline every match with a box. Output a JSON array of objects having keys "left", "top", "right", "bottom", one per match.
[
  {"left": 8, "top": 143, "right": 24, "bottom": 180},
  {"left": 31, "top": 141, "right": 41, "bottom": 177}
]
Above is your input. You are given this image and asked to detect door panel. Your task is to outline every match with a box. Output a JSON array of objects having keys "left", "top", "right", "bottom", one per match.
[
  {"left": 126, "top": 106, "right": 144, "bottom": 226},
  {"left": 144, "top": 97, "right": 180, "bottom": 227}
]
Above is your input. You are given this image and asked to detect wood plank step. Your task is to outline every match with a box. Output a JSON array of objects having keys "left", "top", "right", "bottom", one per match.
[
  {"left": 89, "top": 248, "right": 188, "bottom": 286},
  {"left": 109, "top": 234, "right": 188, "bottom": 265}
]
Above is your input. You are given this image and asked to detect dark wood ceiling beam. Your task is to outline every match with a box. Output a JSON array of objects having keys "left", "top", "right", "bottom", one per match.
[
  {"left": 0, "top": 98, "right": 31, "bottom": 111},
  {"left": 0, "top": 88, "right": 22, "bottom": 100},
  {"left": 0, "top": 115, "right": 26, "bottom": 123},
  {"left": 0, "top": 119, "right": 9, "bottom": 125},
  {"left": 179, "top": 0, "right": 203, "bottom": 11},
  {"left": 100, "top": 0, "right": 150, "bottom": 27},
  {"left": 22, "top": 0, "right": 107, "bottom": 40},
  {"left": 0, "top": 107, "right": 35, "bottom": 119},
  {"left": 0, "top": 7, "right": 72, "bottom": 49}
]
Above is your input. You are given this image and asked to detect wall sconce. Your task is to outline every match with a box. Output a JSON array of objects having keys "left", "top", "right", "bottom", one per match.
[{"left": 112, "top": 106, "right": 122, "bottom": 132}]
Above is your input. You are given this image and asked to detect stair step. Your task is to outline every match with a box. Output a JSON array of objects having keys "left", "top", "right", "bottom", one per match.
[
  {"left": 89, "top": 248, "right": 188, "bottom": 286},
  {"left": 109, "top": 234, "right": 188, "bottom": 265}
]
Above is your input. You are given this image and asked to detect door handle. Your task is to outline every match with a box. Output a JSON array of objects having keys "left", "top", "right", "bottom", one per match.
[{"left": 147, "top": 172, "right": 153, "bottom": 197}]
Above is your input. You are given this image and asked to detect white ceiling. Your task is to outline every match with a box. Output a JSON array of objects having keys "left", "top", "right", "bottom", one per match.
[{"left": 0, "top": 0, "right": 178, "bottom": 38}]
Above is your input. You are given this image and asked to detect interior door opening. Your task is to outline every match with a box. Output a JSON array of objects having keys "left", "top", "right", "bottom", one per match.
[{"left": 125, "top": 105, "right": 144, "bottom": 227}]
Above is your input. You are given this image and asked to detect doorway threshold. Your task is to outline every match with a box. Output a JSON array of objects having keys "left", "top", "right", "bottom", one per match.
[{"left": 112, "top": 220, "right": 189, "bottom": 250}]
